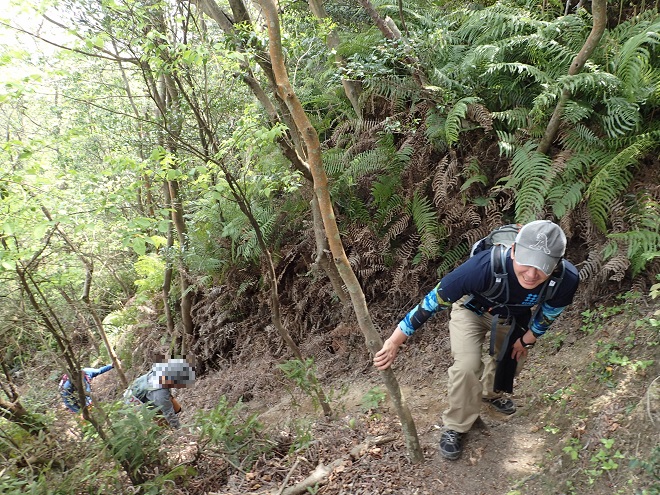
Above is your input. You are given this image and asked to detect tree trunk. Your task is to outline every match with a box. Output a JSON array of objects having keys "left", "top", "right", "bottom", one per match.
[
  {"left": 311, "top": 195, "right": 349, "bottom": 305},
  {"left": 187, "top": 0, "right": 349, "bottom": 306},
  {"left": 258, "top": 0, "right": 423, "bottom": 462},
  {"left": 40, "top": 207, "right": 128, "bottom": 387},
  {"left": 537, "top": 0, "right": 607, "bottom": 155},
  {"left": 167, "top": 179, "right": 195, "bottom": 355}
]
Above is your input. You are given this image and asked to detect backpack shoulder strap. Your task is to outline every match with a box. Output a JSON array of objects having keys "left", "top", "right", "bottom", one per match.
[
  {"left": 481, "top": 244, "right": 510, "bottom": 302},
  {"left": 536, "top": 259, "right": 566, "bottom": 304},
  {"left": 546, "top": 259, "right": 566, "bottom": 301}
]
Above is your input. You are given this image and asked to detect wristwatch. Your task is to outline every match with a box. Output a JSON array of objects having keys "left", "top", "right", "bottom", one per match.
[{"left": 520, "top": 336, "right": 535, "bottom": 349}]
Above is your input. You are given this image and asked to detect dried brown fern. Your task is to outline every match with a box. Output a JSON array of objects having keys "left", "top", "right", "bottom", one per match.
[{"left": 466, "top": 103, "right": 493, "bottom": 132}]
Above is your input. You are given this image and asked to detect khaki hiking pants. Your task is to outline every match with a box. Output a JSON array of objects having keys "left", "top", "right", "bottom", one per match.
[{"left": 441, "top": 296, "right": 527, "bottom": 433}]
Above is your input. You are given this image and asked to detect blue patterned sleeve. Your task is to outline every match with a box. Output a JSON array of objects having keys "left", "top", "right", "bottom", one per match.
[
  {"left": 397, "top": 283, "right": 452, "bottom": 336},
  {"left": 530, "top": 302, "right": 566, "bottom": 336}
]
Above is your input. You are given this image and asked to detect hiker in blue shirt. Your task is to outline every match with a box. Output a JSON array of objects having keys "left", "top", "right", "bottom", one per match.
[
  {"left": 374, "top": 220, "right": 580, "bottom": 460},
  {"left": 59, "top": 364, "right": 114, "bottom": 413}
]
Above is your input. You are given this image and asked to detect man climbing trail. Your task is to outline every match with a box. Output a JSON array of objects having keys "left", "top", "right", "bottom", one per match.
[{"left": 374, "top": 220, "right": 580, "bottom": 460}]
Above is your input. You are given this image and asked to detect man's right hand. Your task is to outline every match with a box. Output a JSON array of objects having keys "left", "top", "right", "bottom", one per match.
[{"left": 373, "top": 329, "right": 408, "bottom": 370}]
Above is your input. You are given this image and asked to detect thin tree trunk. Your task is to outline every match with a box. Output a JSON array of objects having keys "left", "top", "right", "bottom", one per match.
[
  {"left": 40, "top": 207, "right": 128, "bottom": 388},
  {"left": 311, "top": 196, "right": 349, "bottom": 305},
  {"left": 537, "top": 0, "right": 607, "bottom": 155},
  {"left": 215, "top": 162, "right": 333, "bottom": 417},
  {"left": 258, "top": 0, "right": 423, "bottom": 462},
  {"left": 167, "top": 179, "right": 195, "bottom": 355}
]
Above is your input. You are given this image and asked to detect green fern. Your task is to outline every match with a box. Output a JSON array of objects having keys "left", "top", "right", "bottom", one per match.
[
  {"left": 501, "top": 142, "right": 553, "bottom": 223},
  {"left": 607, "top": 192, "right": 660, "bottom": 276},
  {"left": 445, "top": 96, "right": 481, "bottom": 146},
  {"left": 436, "top": 242, "right": 469, "bottom": 277},
  {"left": 492, "top": 108, "right": 530, "bottom": 132},
  {"left": 344, "top": 149, "right": 390, "bottom": 183},
  {"left": 408, "top": 192, "right": 441, "bottom": 263},
  {"left": 453, "top": 4, "right": 543, "bottom": 46},
  {"left": 483, "top": 62, "right": 551, "bottom": 86},
  {"left": 558, "top": 123, "right": 602, "bottom": 153},
  {"left": 601, "top": 96, "right": 641, "bottom": 138},
  {"left": 586, "top": 134, "right": 658, "bottom": 231},
  {"left": 548, "top": 181, "right": 586, "bottom": 218}
]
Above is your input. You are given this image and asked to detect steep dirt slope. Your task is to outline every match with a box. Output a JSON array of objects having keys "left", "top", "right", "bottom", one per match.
[{"left": 169, "top": 298, "right": 659, "bottom": 495}]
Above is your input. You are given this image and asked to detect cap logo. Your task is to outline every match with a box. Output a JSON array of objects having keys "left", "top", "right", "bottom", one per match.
[{"left": 528, "top": 234, "right": 551, "bottom": 254}]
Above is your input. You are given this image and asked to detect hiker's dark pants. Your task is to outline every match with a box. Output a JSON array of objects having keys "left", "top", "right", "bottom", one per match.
[{"left": 442, "top": 297, "right": 526, "bottom": 433}]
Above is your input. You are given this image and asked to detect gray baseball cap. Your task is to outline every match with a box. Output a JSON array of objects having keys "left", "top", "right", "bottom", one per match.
[{"left": 514, "top": 220, "right": 566, "bottom": 275}]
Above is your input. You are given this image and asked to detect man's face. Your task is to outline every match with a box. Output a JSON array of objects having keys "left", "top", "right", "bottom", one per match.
[
  {"left": 511, "top": 246, "right": 552, "bottom": 289},
  {"left": 160, "top": 378, "right": 188, "bottom": 389}
]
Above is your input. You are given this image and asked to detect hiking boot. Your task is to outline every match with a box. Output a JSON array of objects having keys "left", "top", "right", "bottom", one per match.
[
  {"left": 483, "top": 397, "right": 516, "bottom": 415},
  {"left": 439, "top": 429, "right": 463, "bottom": 460}
]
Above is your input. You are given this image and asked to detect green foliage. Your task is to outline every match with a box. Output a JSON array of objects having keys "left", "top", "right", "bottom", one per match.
[
  {"left": 580, "top": 304, "right": 625, "bottom": 335},
  {"left": 408, "top": 192, "right": 443, "bottom": 263},
  {"left": 107, "top": 402, "right": 167, "bottom": 477},
  {"left": 133, "top": 254, "right": 166, "bottom": 297},
  {"left": 500, "top": 141, "right": 552, "bottom": 222},
  {"left": 587, "top": 132, "right": 659, "bottom": 232},
  {"left": 194, "top": 396, "right": 272, "bottom": 468},
  {"left": 436, "top": 242, "right": 470, "bottom": 276},
  {"left": 445, "top": 96, "right": 482, "bottom": 145},
  {"left": 360, "top": 386, "right": 386, "bottom": 413},
  {"left": 278, "top": 358, "right": 333, "bottom": 414}
]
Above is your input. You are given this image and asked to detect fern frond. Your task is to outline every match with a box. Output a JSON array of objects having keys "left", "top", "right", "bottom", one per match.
[
  {"left": 408, "top": 192, "right": 441, "bottom": 262},
  {"left": 495, "top": 130, "right": 520, "bottom": 158},
  {"left": 609, "top": 21, "right": 660, "bottom": 89},
  {"left": 344, "top": 148, "right": 390, "bottom": 181},
  {"left": 586, "top": 134, "right": 657, "bottom": 231},
  {"left": 424, "top": 109, "right": 448, "bottom": 149},
  {"left": 436, "top": 242, "right": 469, "bottom": 276},
  {"left": 483, "top": 62, "right": 552, "bottom": 85},
  {"left": 396, "top": 233, "right": 420, "bottom": 261},
  {"left": 492, "top": 108, "right": 530, "bottom": 131},
  {"left": 558, "top": 123, "right": 602, "bottom": 153},
  {"left": 561, "top": 101, "right": 594, "bottom": 124},
  {"left": 445, "top": 96, "right": 481, "bottom": 146},
  {"left": 578, "top": 251, "right": 602, "bottom": 282},
  {"left": 608, "top": 191, "right": 660, "bottom": 276},
  {"left": 454, "top": 4, "right": 544, "bottom": 46},
  {"left": 602, "top": 254, "right": 630, "bottom": 282},
  {"left": 466, "top": 103, "right": 493, "bottom": 132},
  {"left": 548, "top": 181, "right": 586, "bottom": 218},
  {"left": 556, "top": 71, "right": 622, "bottom": 97},
  {"left": 502, "top": 142, "right": 553, "bottom": 222},
  {"left": 600, "top": 96, "right": 641, "bottom": 138},
  {"left": 323, "top": 148, "right": 348, "bottom": 177},
  {"left": 384, "top": 211, "right": 411, "bottom": 243}
]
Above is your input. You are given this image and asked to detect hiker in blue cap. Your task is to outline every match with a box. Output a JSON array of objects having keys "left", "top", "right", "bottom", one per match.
[{"left": 374, "top": 220, "right": 580, "bottom": 460}]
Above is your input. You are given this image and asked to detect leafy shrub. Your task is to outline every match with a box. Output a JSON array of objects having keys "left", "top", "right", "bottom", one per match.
[{"left": 194, "top": 396, "right": 273, "bottom": 469}]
